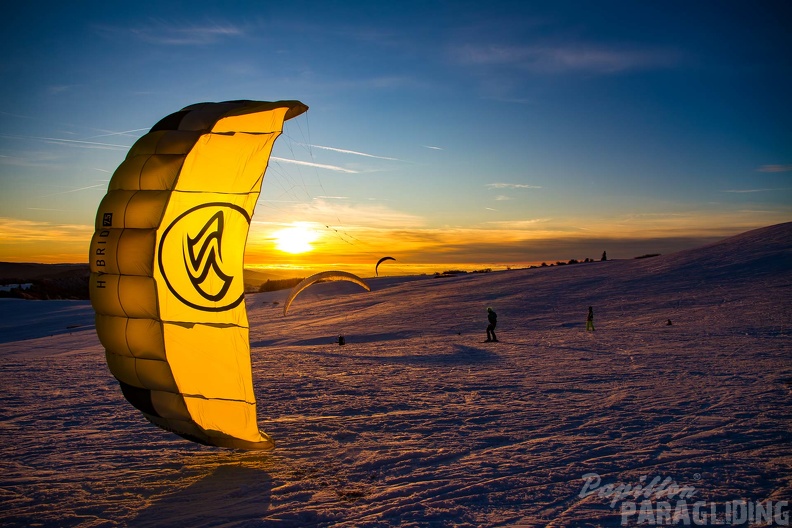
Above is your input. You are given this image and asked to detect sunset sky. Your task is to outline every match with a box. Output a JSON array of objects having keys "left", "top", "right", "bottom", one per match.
[{"left": 1, "top": 1, "right": 790, "bottom": 276}]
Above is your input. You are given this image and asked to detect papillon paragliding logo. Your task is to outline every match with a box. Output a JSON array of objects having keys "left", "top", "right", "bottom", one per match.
[{"left": 158, "top": 203, "right": 250, "bottom": 311}]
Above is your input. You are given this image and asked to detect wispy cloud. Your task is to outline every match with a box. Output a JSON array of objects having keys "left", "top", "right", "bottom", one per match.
[
  {"left": 305, "top": 198, "right": 425, "bottom": 230},
  {"left": 423, "top": 145, "right": 443, "bottom": 150},
  {"left": 0, "top": 217, "right": 92, "bottom": 262},
  {"left": 48, "top": 85, "right": 80, "bottom": 95},
  {"left": 258, "top": 198, "right": 303, "bottom": 204},
  {"left": 756, "top": 164, "right": 792, "bottom": 173},
  {"left": 253, "top": 197, "right": 425, "bottom": 232},
  {"left": 0, "top": 218, "right": 93, "bottom": 244},
  {"left": 722, "top": 188, "right": 790, "bottom": 193},
  {"left": 98, "top": 19, "right": 246, "bottom": 46},
  {"left": 0, "top": 134, "right": 130, "bottom": 151},
  {"left": 485, "top": 218, "right": 553, "bottom": 229},
  {"left": 454, "top": 43, "right": 679, "bottom": 74},
  {"left": 270, "top": 156, "right": 359, "bottom": 174},
  {"left": 486, "top": 183, "right": 542, "bottom": 189},
  {"left": 307, "top": 144, "right": 401, "bottom": 161},
  {"left": 0, "top": 151, "right": 63, "bottom": 169},
  {"left": 84, "top": 129, "right": 149, "bottom": 140},
  {"left": 37, "top": 184, "right": 106, "bottom": 199}
]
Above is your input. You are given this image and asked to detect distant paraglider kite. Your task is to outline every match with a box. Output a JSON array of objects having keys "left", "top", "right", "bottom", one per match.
[
  {"left": 283, "top": 270, "right": 371, "bottom": 315},
  {"left": 375, "top": 256, "right": 395, "bottom": 276},
  {"left": 89, "top": 100, "right": 308, "bottom": 450}
]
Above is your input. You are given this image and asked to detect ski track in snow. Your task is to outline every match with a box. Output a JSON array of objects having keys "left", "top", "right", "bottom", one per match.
[{"left": 1, "top": 223, "right": 791, "bottom": 527}]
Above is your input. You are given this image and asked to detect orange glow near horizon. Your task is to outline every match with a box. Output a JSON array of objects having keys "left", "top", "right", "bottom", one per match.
[{"left": 1, "top": 213, "right": 789, "bottom": 269}]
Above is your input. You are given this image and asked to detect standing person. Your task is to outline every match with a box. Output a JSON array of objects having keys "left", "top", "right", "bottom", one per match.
[
  {"left": 586, "top": 306, "right": 595, "bottom": 331},
  {"left": 486, "top": 307, "right": 498, "bottom": 342}
]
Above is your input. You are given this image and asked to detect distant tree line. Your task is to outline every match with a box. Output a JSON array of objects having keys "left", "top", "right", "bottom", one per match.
[
  {"left": 530, "top": 257, "right": 599, "bottom": 269},
  {"left": 525, "top": 251, "right": 661, "bottom": 268},
  {"left": 0, "top": 274, "right": 90, "bottom": 300},
  {"left": 258, "top": 277, "right": 306, "bottom": 292}
]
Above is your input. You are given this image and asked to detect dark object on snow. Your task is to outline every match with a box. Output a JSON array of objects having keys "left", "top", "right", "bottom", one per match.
[
  {"left": 338, "top": 335, "right": 346, "bottom": 346},
  {"left": 666, "top": 319, "right": 673, "bottom": 326},
  {"left": 486, "top": 307, "right": 498, "bottom": 342},
  {"left": 601, "top": 251, "right": 607, "bottom": 262},
  {"left": 586, "top": 306, "right": 595, "bottom": 331}
]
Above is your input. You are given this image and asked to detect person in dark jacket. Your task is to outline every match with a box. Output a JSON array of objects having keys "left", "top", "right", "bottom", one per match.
[{"left": 486, "top": 307, "right": 498, "bottom": 342}]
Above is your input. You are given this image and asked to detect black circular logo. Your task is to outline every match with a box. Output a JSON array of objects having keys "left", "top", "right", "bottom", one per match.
[{"left": 158, "top": 202, "right": 251, "bottom": 312}]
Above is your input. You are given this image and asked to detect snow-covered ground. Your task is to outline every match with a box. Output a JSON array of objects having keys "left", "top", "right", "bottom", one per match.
[{"left": 1, "top": 223, "right": 790, "bottom": 527}]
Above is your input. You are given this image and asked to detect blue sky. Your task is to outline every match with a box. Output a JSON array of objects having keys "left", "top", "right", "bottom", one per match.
[{"left": 1, "top": 1, "right": 790, "bottom": 272}]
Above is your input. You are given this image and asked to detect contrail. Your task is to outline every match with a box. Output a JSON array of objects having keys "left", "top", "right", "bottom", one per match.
[
  {"left": 486, "top": 183, "right": 543, "bottom": 189},
  {"left": 271, "top": 156, "right": 359, "bottom": 174},
  {"left": 84, "top": 128, "right": 149, "bottom": 139},
  {"left": 34, "top": 136, "right": 131, "bottom": 149},
  {"left": 722, "top": 188, "right": 789, "bottom": 193},
  {"left": 307, "top": 144, "right": 401, "bottom": 161},
  {"left": 38, "top": 184, "right": 106, "bottom": 198},
  {"left": 0, "top": 134, "right": 130, "bottom": 150}
]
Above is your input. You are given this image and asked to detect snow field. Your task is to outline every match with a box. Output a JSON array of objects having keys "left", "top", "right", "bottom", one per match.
[{"left": 1, "top": 223, "right": 790, "bottom": 526}]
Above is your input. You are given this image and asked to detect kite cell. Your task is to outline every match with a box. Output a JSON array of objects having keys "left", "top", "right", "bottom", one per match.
[
  {"left": 375, "top": 256, "right": 395, "bottom": 276},
  {"left": 283, "top": 271, "right": 371, "bottom": 316},
  {"left": 89, "top": 100, "right": 308, "bottom": 450}
]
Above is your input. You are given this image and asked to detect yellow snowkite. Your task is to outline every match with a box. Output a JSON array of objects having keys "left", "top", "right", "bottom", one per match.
[{"left": 90, "top": 100, "right": 307, "bottom": 450}]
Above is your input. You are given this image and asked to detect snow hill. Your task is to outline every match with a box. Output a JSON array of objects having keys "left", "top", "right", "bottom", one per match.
[{"left": 1, "top": 222, "right": 790, "bottom": 527}]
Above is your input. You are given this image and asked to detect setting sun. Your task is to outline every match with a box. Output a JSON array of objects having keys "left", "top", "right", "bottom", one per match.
[{"left": 273, "top": 223, "right": 320, "bottom": 254}]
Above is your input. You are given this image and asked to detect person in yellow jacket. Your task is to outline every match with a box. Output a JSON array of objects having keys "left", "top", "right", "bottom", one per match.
[{"left": 586, "top": 306, "right": 595, "bottom": 331}]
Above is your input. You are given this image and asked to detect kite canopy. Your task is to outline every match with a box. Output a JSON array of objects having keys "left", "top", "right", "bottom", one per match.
[
  {"left": 90, "top": 100, "right": 307, "bottom": 450},
  {"left": 375, "top": 256, "right": 395, "bottom": 276},
  {"left": 283, "top": 270, "right": 371, "bottom": 316}
]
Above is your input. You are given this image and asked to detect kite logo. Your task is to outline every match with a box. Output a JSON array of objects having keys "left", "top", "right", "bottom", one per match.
[
  {"left": 184, "top": 211, "right": 234, "bottom": 302},
  {"left": 158, "top": 203, "right": 250, "bottom": 311}
]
